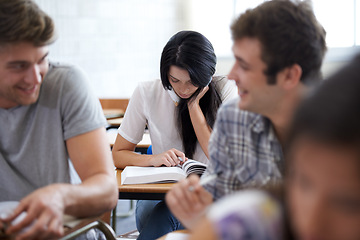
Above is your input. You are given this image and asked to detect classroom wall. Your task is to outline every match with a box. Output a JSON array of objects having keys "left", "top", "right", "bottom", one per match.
[
  {"left": 34, "top": 0, "right": 184, "bottom": 98},
  {"left": 34, "top": 0, "right": 359, "bottom": 99}
]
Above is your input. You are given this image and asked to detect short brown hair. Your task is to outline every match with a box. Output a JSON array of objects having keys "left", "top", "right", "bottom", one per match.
[
  {"left": 0, "top": 0, "right": 56, "bottom": 46},
  {"left": 231, "top": 0, "right": 327, "bottom": 85}
]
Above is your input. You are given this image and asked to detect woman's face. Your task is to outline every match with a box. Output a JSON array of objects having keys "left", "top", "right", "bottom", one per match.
[
  {"left": 287, "top": 137, "right": 360, "bottom": 240},
  {"left": 168, "top": 65, "right": 199, "bottom": 99}
]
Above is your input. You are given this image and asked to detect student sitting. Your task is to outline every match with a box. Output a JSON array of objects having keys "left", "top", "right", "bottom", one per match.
[
  {"left": 0, "top": 0, "right": 118, "bottom": 239},
  {"left": 165, "top": 1, "right": 326, "bottom": 239},
  {"left": 111, "top": 30, "right": 237, "bottom": 237},
  {"left": 189, "top": 53, "right": 360, "bottom": 240}
]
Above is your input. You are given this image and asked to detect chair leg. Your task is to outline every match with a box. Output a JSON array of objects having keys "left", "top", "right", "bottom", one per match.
[
  {"left": 116, "top": 200, "right": 135, "bottom": 218},
  {"left": 111, "top": 200, "right": 136, "bottom": 232},
  {"left": 61, "top": 220, "right": 117, "bottom": 240},
  {"left": 111, "top": 205, "right": 117, "bottom": 232}
]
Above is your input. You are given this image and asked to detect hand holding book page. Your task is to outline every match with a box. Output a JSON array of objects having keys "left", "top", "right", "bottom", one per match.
[
  {"left": 0, "top": 201, "right": 79, "bottom": 238},
  {"left": 121, "top": 159, "right": 207, "bottom": 185}
]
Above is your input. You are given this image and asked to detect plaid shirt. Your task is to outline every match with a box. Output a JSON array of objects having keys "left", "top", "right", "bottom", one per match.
[{"left": 203, "top": 98, "right": 284, "bottom": 200}]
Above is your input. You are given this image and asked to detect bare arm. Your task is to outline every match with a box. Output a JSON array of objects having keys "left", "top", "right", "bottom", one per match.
[
  {"left": 188, "top": 86, "right": 211, "bottom": 158},
  {"left": 188, "top": 217, "right": 218, "bottom": 240},
  {"left": 63, "top": 127, "right": 118, "bottom": 216},
  {"left": 165, "top": 174, "right": 213, "bottom": 230},
  {"left": 5, "top": 127, "right": 118, "bottom": 240},
  {"left": 112, "top": 134, "right": 185, "bottom": 169}
]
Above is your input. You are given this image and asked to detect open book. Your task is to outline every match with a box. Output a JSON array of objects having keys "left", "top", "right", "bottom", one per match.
[{"left": 121, "top": 159, "right": 207, "bottom": 185}]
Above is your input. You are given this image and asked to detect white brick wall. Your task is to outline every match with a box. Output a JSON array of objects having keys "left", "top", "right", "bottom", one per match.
[{"left": 34, "top": 0, "right": 183, "bottom": 98}]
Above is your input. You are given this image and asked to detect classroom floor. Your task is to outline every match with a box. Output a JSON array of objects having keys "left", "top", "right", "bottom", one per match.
[{"left": 113, "top": 200, "right": 138, "bottom": 237}]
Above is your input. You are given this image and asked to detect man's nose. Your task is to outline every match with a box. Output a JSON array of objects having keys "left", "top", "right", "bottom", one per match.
[
  {"left": 24, "top": 64, "right": 42, "bottom": 84},
  {"left": 228, "top": 63, "right": 239, "bottom": 83}
]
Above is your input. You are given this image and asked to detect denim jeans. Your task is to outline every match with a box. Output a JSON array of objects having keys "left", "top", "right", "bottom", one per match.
[
  {"left": 136, "top": 200, "right": 185, "bottom": 240},
  {"left": 135, "top": 200, "right": 162, "bottom": 232}
]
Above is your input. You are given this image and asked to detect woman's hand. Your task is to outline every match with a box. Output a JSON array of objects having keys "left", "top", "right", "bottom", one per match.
[
  {"left": 149, "top": 148, "right": 187, "bottom": 167},
  {"left": 188, "top": 86, "right": 209, "bottom": 110},
  {"left": 187, "top": 85, "right": 211, "bottom": 158}
]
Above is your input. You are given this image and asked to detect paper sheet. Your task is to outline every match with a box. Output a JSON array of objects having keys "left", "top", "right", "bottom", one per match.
[{"left": 165, "top": 232, "right": 189, "bottom": 240}]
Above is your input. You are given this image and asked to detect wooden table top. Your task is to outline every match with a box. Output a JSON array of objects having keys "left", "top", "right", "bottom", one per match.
[
  {"left": 103, "top": 109, "right": 124, "bottom": 120},
  {"left": 106, "top": 117, "right": 123, "bottom": 127}
]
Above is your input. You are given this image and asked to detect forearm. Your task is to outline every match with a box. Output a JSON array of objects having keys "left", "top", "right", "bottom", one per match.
[
  {"left": 166, "top": 175, "right": 213, "bottom": 231},
  {"left": 188, "top": 217, "right": 218, "bottom": 240},
  {"left": 62, "top": 173, "right": 118, "bottom": 217},
  {"left": 188, "top": 103, "right": 211, "bottom": 158},
  {"left": 112, "top": 149, "right": 153, "bottom": 169}
]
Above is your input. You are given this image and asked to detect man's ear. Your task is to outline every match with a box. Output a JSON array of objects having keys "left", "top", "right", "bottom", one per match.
[{"left": 278, "top": 64, "right": 302, "bottom": 90}]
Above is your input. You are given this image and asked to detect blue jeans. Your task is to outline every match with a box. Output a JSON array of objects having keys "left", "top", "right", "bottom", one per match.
[
  {"left": 135, "top": 200, "right": 162, "bottom": 232},
  {"left": 136, "top": 200, "right": 185, "bottom": 240}
]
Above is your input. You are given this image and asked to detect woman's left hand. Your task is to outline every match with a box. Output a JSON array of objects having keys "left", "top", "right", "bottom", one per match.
[{"left": 188, "top": 86, "right": 209, "bottom": 109}]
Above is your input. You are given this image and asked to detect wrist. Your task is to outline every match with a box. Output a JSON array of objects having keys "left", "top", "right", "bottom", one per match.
[
  {"left": 188, "top": 100, "right": 200, "bottom": 111},
  {"left": 55, "top": 184, "right": 74, "bottom": 212},
  {"left": 147, "top": 154, "right": 157, "bottom": 167}
]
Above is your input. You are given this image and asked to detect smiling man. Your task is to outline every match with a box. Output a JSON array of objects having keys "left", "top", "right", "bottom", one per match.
[
  {"left": 0, "top": 1, "right": 117, "bottom": 240},
  {"left": 165, "top": 0, "right": 327, "bottom": 232},
  {"left": 0, "top": 42, "right": 48, "bottom": 108}
]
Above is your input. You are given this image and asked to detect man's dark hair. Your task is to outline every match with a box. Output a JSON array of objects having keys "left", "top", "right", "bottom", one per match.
[
  {"left": 0, "top": 0, "right": 56, "bottom": 46},
  {"left": 231, "top": 0, "right": 327, "bottom": 85}
]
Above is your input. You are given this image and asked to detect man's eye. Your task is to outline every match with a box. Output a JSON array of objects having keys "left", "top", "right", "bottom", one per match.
[
  {"left": 239, "top": 63, "right": 249, "bottom": 71},
  {"left": 10, "top": 63, "right": 27, "bottom": 70},
  {"left": 38, "top": 56, "right": 48, "bottom": 64}
]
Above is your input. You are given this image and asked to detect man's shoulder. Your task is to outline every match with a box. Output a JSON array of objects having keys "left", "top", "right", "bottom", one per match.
[
  {"left": 44, "top": 61, "right": 89, "bottom": 89},
  {"left": 47, "top": 61, "right": 83, "bottom": 78}
]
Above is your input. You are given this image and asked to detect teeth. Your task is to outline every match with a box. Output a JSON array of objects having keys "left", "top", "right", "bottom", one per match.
[{"left": 19, "top": 86, "right": 35, "bottom": 91}]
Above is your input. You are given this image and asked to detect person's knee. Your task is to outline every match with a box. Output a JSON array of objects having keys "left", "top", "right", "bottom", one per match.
[
  {"left": 153, "top": 202, "right": 182, "bottom": 229},
  {"left": 135, "top": 200, "right": 162, "bottom": 231}
]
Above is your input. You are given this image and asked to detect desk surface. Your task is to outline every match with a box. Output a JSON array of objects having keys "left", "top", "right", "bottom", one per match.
[
  {"left": 103, "top": 108, "right": 124, "bottom": 120},
  {"left": 116, "top": 169, "right": 174, "bottom": 200},
  {"left": 107, "top": 117, "right": 123, "bottom": 127}
]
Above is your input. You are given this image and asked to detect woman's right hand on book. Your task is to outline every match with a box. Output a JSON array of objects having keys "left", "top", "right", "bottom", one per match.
[{"left": 149, "top": 148, "right": 186, "bottom": 167}]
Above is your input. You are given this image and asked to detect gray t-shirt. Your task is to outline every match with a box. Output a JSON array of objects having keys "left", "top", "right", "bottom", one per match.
[{"left": 0, "top": 62, "right": 107, "bottom": 201}]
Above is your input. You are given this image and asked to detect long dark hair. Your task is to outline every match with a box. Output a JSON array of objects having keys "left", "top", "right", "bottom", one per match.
[{"left": 160, "top": 31, "right": 222, "bottom": 159}]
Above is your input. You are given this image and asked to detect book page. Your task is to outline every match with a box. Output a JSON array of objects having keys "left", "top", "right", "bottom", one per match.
[
  {"left": 121, "top": 166, "right": 187, "bottom": 184},
  {"left": 164, "top": 232, "right": 189, "bottom": 240},
  {"left": 181, "top": 159, "right": 207, "bottom": 176}
]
